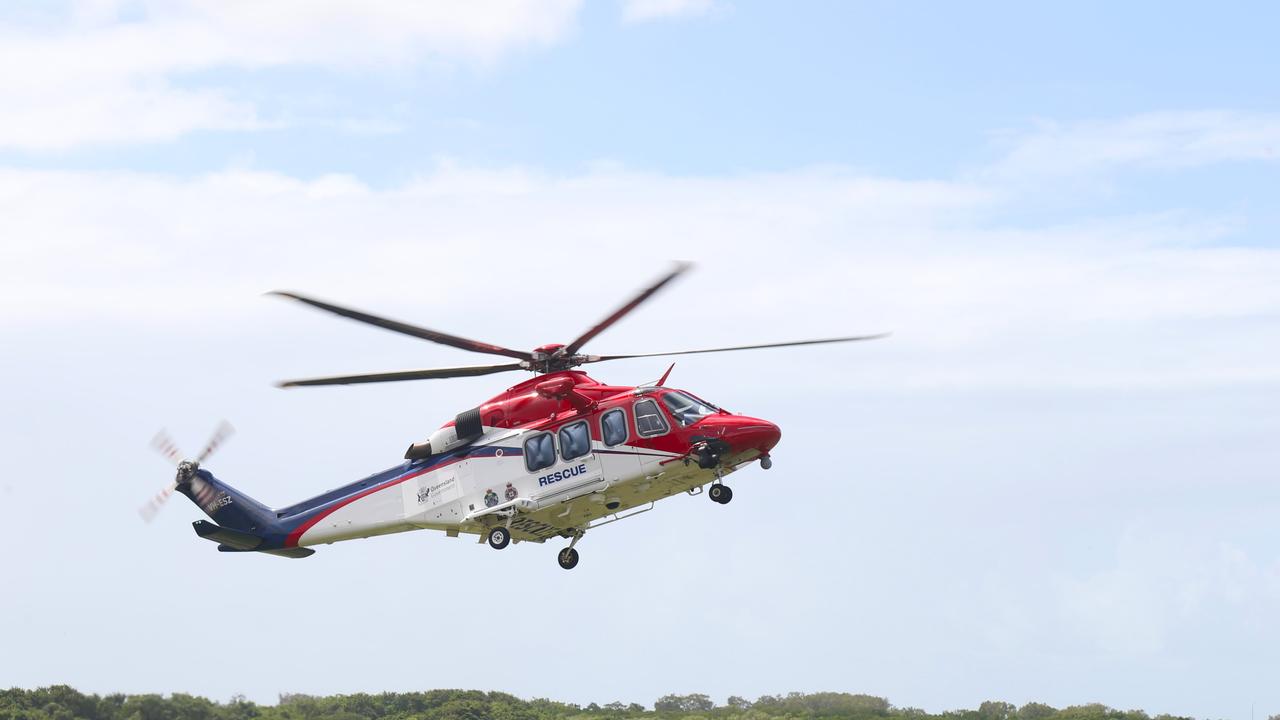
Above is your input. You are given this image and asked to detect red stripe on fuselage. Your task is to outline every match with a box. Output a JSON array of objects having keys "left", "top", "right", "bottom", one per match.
[{"left": 284, "top": 457, "right": 465, "bottom": 547}]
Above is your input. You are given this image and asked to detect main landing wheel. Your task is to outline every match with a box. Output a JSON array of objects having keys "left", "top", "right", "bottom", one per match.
[
  {"left": 487, "top": 526, "right": 511, "bottom": 550},
  {"left": 557, "top": 547, "right": 580, "bottom": 570},
  {"left": 708, "top": 484, "right": 733, "bottom": 504}
]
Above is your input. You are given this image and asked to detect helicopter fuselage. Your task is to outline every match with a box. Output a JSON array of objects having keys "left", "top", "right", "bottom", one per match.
[{"left": 179, "top": 370, "right": 780, "bottom": 565}]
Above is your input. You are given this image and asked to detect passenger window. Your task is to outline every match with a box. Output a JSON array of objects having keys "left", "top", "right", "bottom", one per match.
[
  {"left": 524, "top": 433, "right": 556, "bottom": 472},
  {"left": 601, "top": 408, "right": 628, "bottom": 447},
  {"left": 634, "top": 399, "right": 670, "bottom": 437},
  {"left": 559, "top": 421, "right": 591, "bottom": 460}
]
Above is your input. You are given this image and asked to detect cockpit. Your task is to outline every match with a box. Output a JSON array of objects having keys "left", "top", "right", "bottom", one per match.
[{"left": 659, "top": 390, "right": 721, "bottom": 427}]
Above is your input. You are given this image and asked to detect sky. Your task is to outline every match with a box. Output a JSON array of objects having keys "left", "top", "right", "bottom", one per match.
[{"left": 2, "top": 0, "right": 1279, "bottom": 716}]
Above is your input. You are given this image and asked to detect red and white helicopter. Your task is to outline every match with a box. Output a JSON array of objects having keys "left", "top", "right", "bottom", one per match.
[{"left": 143, "top": 264, "right": 885, "bottom": 569}]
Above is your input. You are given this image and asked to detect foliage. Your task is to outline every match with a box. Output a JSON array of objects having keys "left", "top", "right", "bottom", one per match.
[
  {"left": 655, "top": 695, "right": 714, "bottom": 713},
  {"left": 0, "top": 687, "right": 1211, "bottom": 720}
]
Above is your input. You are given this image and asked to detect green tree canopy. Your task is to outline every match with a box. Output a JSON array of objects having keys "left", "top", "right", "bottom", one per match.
[{"left": 0, "top": 687, "right": 1216, "bottom": 720}]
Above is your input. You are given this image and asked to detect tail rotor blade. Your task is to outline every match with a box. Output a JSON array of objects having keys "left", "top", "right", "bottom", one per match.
[
  {"left": 139, "top": 480, "right": 177, "bottom": 523},
  {"left": 195, "top": 421, "right": 235, "bottom": 464},
  {"left": 150, "top": 430, "right": 183, "bottom": 467}
]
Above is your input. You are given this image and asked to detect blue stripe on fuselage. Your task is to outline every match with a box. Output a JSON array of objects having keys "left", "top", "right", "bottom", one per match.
[
  {"left": 199, "top": 444, "right": 521, "bottom": 552},
  {"left": 275, "top": 444, "right": 521, "bottom": 521},
  {"left": 259, "top": 440, "right": 524, "bottom": 545}
]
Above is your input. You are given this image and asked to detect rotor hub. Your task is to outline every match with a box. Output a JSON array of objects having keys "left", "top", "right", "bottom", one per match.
[
  {"left": 528, "top": 346, "right": 590, "bottom": 374},
  {"left": 176, "top": 459, "right": 199, "bottom": 484}
]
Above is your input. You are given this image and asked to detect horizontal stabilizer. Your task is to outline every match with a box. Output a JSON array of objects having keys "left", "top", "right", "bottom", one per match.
[
  {"left": 261, "top": 547, "right": 316, "bottom": 559},
  {"left": 214, "top": 544, "right": 313, "bottom": 559},
  {"left": 216, "top": 543, "right": 313, "bottom": 556},
  {"left": 192, "top": 520, "right": 262, "bottom": 551}
]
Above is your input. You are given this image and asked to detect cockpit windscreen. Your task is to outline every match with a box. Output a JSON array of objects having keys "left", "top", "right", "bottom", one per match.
[{"left": 660, "top": 391, "right": 720, "bottom": 427}]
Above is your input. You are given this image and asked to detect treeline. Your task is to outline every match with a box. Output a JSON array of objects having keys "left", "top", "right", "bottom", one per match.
[{"left": 0, "top": 687, "right": 1209, "bottom": 720}]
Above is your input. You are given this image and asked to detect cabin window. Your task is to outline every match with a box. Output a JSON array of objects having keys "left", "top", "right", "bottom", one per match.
[
  {"left": 634, "top": 399, "right": 670, "bottom": 437},
  {"left": 601, "top": 408, "right": 628, "bottom": 446},
  {"left": 524, "top": 433, "right": 556, "bottom": 472},
  {"left": 559, "top": 421, "right": 591, "bottom": 461}
]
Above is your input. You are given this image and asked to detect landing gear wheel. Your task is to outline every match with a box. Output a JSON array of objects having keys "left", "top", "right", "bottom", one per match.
[
  {"left": 487, "top": 526, "right": 511, "bottom": 550},
  {"left": 557, "top": 547, "right": 580, "bottom": 570},
  {"left": 708, "top": 484, "right": 733, "bottom": 504}
]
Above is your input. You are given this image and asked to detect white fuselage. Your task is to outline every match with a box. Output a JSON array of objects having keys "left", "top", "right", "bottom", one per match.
[{"left": 295, "top": 425, "right": 745, "bottom": 548}]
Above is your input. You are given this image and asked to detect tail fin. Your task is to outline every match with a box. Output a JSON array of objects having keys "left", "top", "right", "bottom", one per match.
[
  {"left": 177, "top": 469, "right": 273, "bottom": 535},
  {"left": 175, "top": 468, "right": 314, "bottom": 558}
]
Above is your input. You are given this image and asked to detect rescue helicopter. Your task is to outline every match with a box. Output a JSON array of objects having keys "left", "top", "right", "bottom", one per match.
[{"left": 141, "top": 264, "right": 886, "bottom": 569}]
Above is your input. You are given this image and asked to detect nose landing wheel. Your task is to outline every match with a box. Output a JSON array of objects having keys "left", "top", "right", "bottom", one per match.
[
  {"left": 708, "top": 483, "right": 733, "bottom": 504},
  {"left": 557, "top": 530, "right": 584, "bottom": 569},
  {"left": 557, "top": 547, "right": 580, "bottom": 570}
]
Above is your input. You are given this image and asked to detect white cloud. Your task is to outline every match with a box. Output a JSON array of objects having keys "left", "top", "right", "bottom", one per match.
[
  {"left": 0, "top": 0, "right": 583, "bottom": 150},
  {"left": 1054, "top": 521, "right": 1280, "bottom": 655},
  {"left": 0, "top": 83, "right": 264, "bottom": 151},
  {"left": 2, "top": 161, "right": 1277, "bottom": 392},
  {"left": 991, "top": 110, "right": 1280, "bottom": 178},
  {"left": 622, "top": 0, "right": 716, "bottom": 24}
]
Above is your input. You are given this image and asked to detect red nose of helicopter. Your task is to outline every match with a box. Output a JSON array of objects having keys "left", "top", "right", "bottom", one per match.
[
  {"left": 730, "top": 417, "right": 782, "bottom": 454},
  {"left": 702, "top": 414, "right": 782, "bottom": 454}
]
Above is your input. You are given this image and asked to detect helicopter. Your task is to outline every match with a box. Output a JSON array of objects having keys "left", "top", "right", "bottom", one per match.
[{"left": 141, "top": 264, "right": 886, "bottom": 569}]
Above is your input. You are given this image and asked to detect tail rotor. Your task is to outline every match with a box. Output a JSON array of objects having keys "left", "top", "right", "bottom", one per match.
[{"left": 139, "top": 422, "right": 235, "bottom": 522}]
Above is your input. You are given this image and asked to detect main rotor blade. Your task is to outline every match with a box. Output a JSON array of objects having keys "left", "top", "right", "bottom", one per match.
[
  {"left": 277, "top": 362, "right": 526, "bottom": 388},
  {"left": 589, "top": 333, "right": 891, "bottom": 362},
  {"left": 563, "top": 262, "right": 692, "bottom": 355},
  {"left": 270, "top": 291, "right": 531, "bottom": 361}
]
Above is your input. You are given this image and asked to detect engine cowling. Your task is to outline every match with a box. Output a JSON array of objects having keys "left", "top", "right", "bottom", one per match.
[{"left": 403, "top": 408, "right": 486, "bottom": 460}]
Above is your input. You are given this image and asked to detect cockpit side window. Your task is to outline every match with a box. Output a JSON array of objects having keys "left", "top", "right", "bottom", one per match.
[
  {"left": 634, "top": 398, "right": 670, "bottom": 437},
  {"left": 660, "top": 391, "right": 719, "bottom": 427},
  {"left": 524, "top": 433, "right": 556, "bottom": 472},
  {"left": 559, "top": 421, "right": 591, "bottom": 461},
  {"left": 601, "top": 408, "right": 628, "bottom": 447}
]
